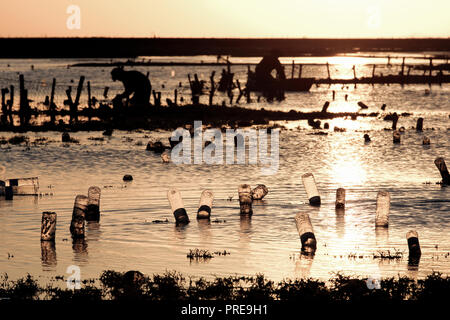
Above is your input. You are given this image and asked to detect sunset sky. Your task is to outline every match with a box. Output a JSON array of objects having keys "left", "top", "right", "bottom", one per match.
[{"left": 0, "top": 0, "right": 449, "bottom": 38}]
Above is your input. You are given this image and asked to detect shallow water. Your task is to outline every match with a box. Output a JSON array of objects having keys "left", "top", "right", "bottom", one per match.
[{"left": 0, "top": 55, "right": 449, "bottom": 283}]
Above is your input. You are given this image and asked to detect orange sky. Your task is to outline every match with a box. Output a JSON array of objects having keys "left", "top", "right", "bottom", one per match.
[{"left": 0, "top": 0, "right": 449, "bottom": 38}]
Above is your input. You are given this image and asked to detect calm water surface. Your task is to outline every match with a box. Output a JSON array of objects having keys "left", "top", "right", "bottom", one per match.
[{"left": 0, "top": 55, "right": 449, "bottom": 283}]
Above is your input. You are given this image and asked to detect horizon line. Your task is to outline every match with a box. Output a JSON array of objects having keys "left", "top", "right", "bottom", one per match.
[{"left": 0, "top": 36, "right": 449, "bottom": 40}]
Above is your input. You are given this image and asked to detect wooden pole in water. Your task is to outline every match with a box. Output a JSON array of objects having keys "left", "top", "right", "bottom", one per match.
[
  {"left": 41, "top": 211, "right": 57, "bottom": 241},
  {"left": 251, "top": 184, "right": 269, "bottom": 200},
  {"left": 291, "top": 60, "right": 295, "bottom": 79},
  {"left": 7, "top": 85, "right": 14, "bottom": 125},
  {"left": 321, "top": 101, "right": 330, "bottom": 113},
  {"left": 209, "top": 71, "right": 216, "bottom": 106},
  {"left": 197, "top": 190, "right": 213, "bottom": 219},
  {"left": 428, "top": 58, "right": 433, "bottom": 78},
  {"left": 434, "top": 157, "right": 450, "bottom": 185},
  {"left": 392, "top": 113, "right": 399, "bottom": 130},
  {"left": 70, "top": 195, "right": 88, "bottom": 238},
  {"left": 49, "top": 78, "right": 56, "bottom": 124},
  {"left": 1, "top": 88, "right": 6, "bottom": 114},
  {"left": 19, "top": 74, "right": 30, "bottom": 126},
  {"left": 298, "top": 64, "right": 303, "bottom": 79},
  {"left": 401, "top": 57, "right": 405, "bottom": 76},
  {"left": 152, "top": 90, "right": 157, "bottom": 106},
  {"left": 167, "top": 188, "right": 189, "bottom": 224},
  {"left": 86, "top": 186, "right": 101, "bottom": 222},
  {"left": 174, "top": 89, "right": 178, "bottom": 105},
  {"left": 73, "top": 76, "right": 85, "bottom": 122},
  {"left": 393, "top": 130, "right": 401, "bottom": 144},
  {"left": 326, "top": 62, "right": 331, "bottom": 82},
  {"left": 335, "top": 188, "right": 345, "bottom": 209},
  {"left": 416, "top": 118, "right": 423, "bottom": 131},
  {"left": 375, "top": 191, "right": 390, "bottom": 227},
  {"left": 238, "top": 184, "right": 253, "bottom": 215},
  {"left": 87, "top": 81, "right": 92, "bottom": 109},
  {"left": 352, "top": 65, "right": 357, "bottom": 81},
  {"left": 302, "top": 173, "right": 321, "bottom": 206},
  {"left": 294, "top": 212, "right": 317, "bottom": 254},
  {"left": 236, "top": 80, "right": 244, "bottom": 104},
  {"left": 406, "top": 230, "right": 421, "bottom": 259}
]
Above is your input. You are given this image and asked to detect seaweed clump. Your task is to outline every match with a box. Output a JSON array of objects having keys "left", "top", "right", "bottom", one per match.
[{"left": 0, "top": 271, "right": 448, "bottom": 302}]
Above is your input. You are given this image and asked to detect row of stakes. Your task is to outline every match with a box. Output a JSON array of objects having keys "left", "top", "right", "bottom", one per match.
[{"left": 40, "top": 157, "right": 449, "bottom": 262}]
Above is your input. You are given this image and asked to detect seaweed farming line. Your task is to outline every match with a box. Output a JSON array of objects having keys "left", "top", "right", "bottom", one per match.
[{"left": 25, "top": 158, "right": 450, "bottom": 277}]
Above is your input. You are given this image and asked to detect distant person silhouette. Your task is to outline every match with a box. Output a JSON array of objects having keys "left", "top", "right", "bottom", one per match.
[
  {"left": 111, "top": 67, "right": 151, "bottom": 106},
  {"left": 255, "top": 50, "right": 286, "bottom": 83},
  {"left": 254, "top": 50, "right": 286, "bottom": 100}
]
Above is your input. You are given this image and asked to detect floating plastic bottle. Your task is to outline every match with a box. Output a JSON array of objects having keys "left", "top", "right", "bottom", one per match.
[
  {"left": 295, "top": 212, "right": 317, "bottom": 254},
  {"left": 375, "top": 191, "right": 390, "bottom": 227},
  {"left": 302, "top": 173, "right": 321, "bottom": 206},
  {"left": 168, "top": 188, "right": 189, "bottom": 224},
  {"left": 197, "top": 190, "right": 214, "bottom": 219}
]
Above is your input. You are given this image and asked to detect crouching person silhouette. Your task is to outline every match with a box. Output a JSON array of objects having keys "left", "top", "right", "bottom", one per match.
[{"left": 111, "top": 67, "right": 151, "bottom": 108}]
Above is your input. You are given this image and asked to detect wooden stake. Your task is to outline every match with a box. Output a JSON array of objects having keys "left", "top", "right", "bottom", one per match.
[
  {"left": 49, "top": 78, "right": 56, "bottom": 124},
  {"left": 41, "top": 211, "right": 57, "bottom": 241},
  {"left": 19, "top": 74, "right": 30, "bottom": 126},
  {"left": 238, "top": 184, "right": 253, "bottom": 215},
  {"left": 416, "top": 118, "right": 423, "bottom": 131},
  {"left": 103, "top": 87, "right": 109, "bottom": 98},
  {"left": 401, "top": 57, "right": 405, "bottom": 76},
  {"left": 7, "top": 85, "right": 14, "bottom": 125},
  {"left": 73, "top": 76, "right": 85, "bottom": 121},
  {"left": 392, "top": 113, "right": 399, "bottom": 130},
  {"left": 70, "top": 195, "right": 88, "bottom": 238},
  {"left": 321, "top": 101, "right": 330, "bottom": 113},
  {"left": 429, "top": 58, "right": 433, "bottom": 78},
  {"left": 335, "top": 188, "right": 345, "bottom": 209},
  {"left": 375, "top": 191, "right": 390, "bottom": 228},
  {"left": 326, "top": 62, "right": 331, "bottom": 81},
  {"left": 209, "top": 71, "right": 216, "bottom": 106},
  {"left": 434, "top": 157, "right": 450, "bottom": 185},
  {"left": 87, "top": 81, "right": 92, "bottom": 109},
  {"left": 291, "top": 60, "right": 295, "bottom": 79},
  {"left": 393, "top": 130, "right": 401, "bottom": 144}
]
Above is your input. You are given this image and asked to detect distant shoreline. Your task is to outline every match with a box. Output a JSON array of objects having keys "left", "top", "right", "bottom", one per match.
[{"left": 1, "top": 38, "right": 449, "bottom": 58}]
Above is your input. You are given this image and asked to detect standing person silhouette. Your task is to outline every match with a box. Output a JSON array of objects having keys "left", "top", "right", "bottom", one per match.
[{"left": 111, "top": 67, "right": 151, "bottom": 106}]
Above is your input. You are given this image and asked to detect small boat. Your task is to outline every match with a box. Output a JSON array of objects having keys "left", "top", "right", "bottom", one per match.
[
  {"left": 0, "top": 177, "right": 39, "bottom": 196},
  {"left": 280, "top": 78, "right": 315, "bottom": 92},
  {"left": 247, "top": 71, "right": 314, "bottom": 93}
]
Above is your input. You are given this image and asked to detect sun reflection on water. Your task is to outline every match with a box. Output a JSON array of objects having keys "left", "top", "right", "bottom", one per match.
[{"left": 328, "top": 56, "right": 367, "bottom": 68}]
